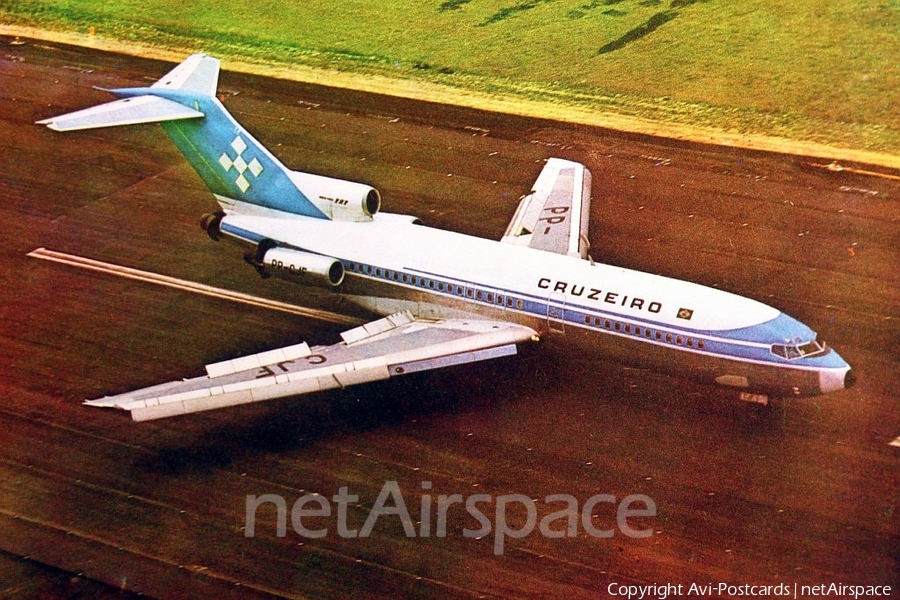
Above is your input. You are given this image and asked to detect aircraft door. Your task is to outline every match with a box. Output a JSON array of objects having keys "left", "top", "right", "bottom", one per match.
[{"left": 547, "top": 292, "right": 566, "bottom": 334}]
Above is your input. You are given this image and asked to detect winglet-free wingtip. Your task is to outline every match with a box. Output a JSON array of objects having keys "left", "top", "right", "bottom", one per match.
[
  {"left": 35, "top": 117, "right": 58, "bottom": 130},
  {"left": 84, "top": 396, "right": 123, "bottom": 409},
  {"left": 85, "top": 397, "right": 142, "bottom": 421}
]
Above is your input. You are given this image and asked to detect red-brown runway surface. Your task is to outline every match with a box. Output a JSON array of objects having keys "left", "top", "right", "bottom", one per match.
[{"left": 1, "top": 39, "right": 898, "bottom": 598}]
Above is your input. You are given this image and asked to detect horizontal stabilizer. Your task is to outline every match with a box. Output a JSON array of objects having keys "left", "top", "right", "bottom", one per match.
[
  {"left": 85, "top": 313, "right": 539, "bottom": 421},
  {"left": 37, "top": 95, "right": 204, "bottom": 132}
]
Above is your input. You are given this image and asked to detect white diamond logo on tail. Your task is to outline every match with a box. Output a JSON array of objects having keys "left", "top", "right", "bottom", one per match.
[
  {"left": 219, "top": 153, "right": 233, "bottom": 171},
  {"left": 219, "top": 135, "right": 263, "bottom": 193}
]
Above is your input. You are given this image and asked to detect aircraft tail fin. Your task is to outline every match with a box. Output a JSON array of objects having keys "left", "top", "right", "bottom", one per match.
[
  {"left": 38, "top": 54, "right": 338, "bottom": 220},
  {"left": 151, "top": 52, "right": 220, "bottom": 96}
]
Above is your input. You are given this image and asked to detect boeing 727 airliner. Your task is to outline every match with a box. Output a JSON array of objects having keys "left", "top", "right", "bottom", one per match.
[{"left": 38, "top": 54, "right": 854, "bottom": 421}]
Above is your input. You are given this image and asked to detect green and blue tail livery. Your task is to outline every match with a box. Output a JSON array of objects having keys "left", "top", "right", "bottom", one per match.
[{"left": 38, "top": 54, "right": 380, "bottom": 221}]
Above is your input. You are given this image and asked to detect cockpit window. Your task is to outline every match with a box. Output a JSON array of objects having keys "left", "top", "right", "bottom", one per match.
[
  {"left": 797, "top": 341, "right": 825, "bottom": 356},
  {"left": 771, "top": 340, "right": 826, "bottom": 360}
]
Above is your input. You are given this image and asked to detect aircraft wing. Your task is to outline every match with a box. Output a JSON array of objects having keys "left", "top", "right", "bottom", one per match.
[
  {"left": 501, "top": 158, "right": 592, "bottom": 259},
  {"left": 85, "top": 312, "right": 539, "bottom": 421}
]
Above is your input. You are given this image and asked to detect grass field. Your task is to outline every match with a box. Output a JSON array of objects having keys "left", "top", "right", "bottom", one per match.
[{"left": 2, "top": 0, "right": 899, "bottom": 155}]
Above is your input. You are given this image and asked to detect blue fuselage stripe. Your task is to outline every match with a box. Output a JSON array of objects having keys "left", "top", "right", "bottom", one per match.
[
  {"left": 221, "top": 222, "right": 266, "bottom": 244},
  {"left": 340, "top": 258, "right": 846, "bottom": 372}
]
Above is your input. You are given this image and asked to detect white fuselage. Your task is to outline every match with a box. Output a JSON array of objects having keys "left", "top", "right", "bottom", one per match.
[{"left": 218, "top": 206, "right": 853, "bottom": 399}]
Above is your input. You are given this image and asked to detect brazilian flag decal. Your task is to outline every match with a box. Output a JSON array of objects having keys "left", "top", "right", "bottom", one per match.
[{"left": 677, "top": 308, "right": 694, "bottom": 320}]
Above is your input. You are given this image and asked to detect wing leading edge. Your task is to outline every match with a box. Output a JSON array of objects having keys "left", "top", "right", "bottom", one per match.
[
  {"left": 86, "top": 312, "right": 539, "bottom": 421},
  {"left": 501, "top": 158, "right": 592, "bottom": 259}
]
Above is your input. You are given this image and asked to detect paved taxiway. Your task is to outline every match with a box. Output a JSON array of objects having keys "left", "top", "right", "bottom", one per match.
[{"left": 0, "top": 40, "right": 898, "bottom": 598}]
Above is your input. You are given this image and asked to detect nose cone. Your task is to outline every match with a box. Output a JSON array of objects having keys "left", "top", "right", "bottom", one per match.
[{"left": 818, "top": 357, "right": 854, "bottom": 395}]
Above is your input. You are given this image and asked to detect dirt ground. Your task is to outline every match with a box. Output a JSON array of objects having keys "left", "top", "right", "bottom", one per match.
[{"left": 0, "top": 39, "right": 898, "bottom": 598}]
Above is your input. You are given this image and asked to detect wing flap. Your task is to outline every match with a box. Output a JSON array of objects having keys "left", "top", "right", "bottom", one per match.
[
  {"left": 37, "top": 95, "right": 204, "bottom": 132},
  {"left": 502, "top": 158, "right": 592, "bottom": 259},
  {"left": 86, "top": 312, "right": 538, "bottom": 421},
  {"left": 205, "top": 342, "right": 313, "bottom": 378}
]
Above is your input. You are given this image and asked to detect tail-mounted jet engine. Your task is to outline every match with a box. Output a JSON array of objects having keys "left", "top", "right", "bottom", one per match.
[
  {"left": 289, "top": 172, "right": 381, "bottom": 222},
  {"left": 200, "top": 211, "right": 225, "bottom": 241},
  {"left": 200, "top": 212, "right": 344, "bottom": 287},
  {"left": 245, "top": 240, "right": 345, "bottom": 288}
]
